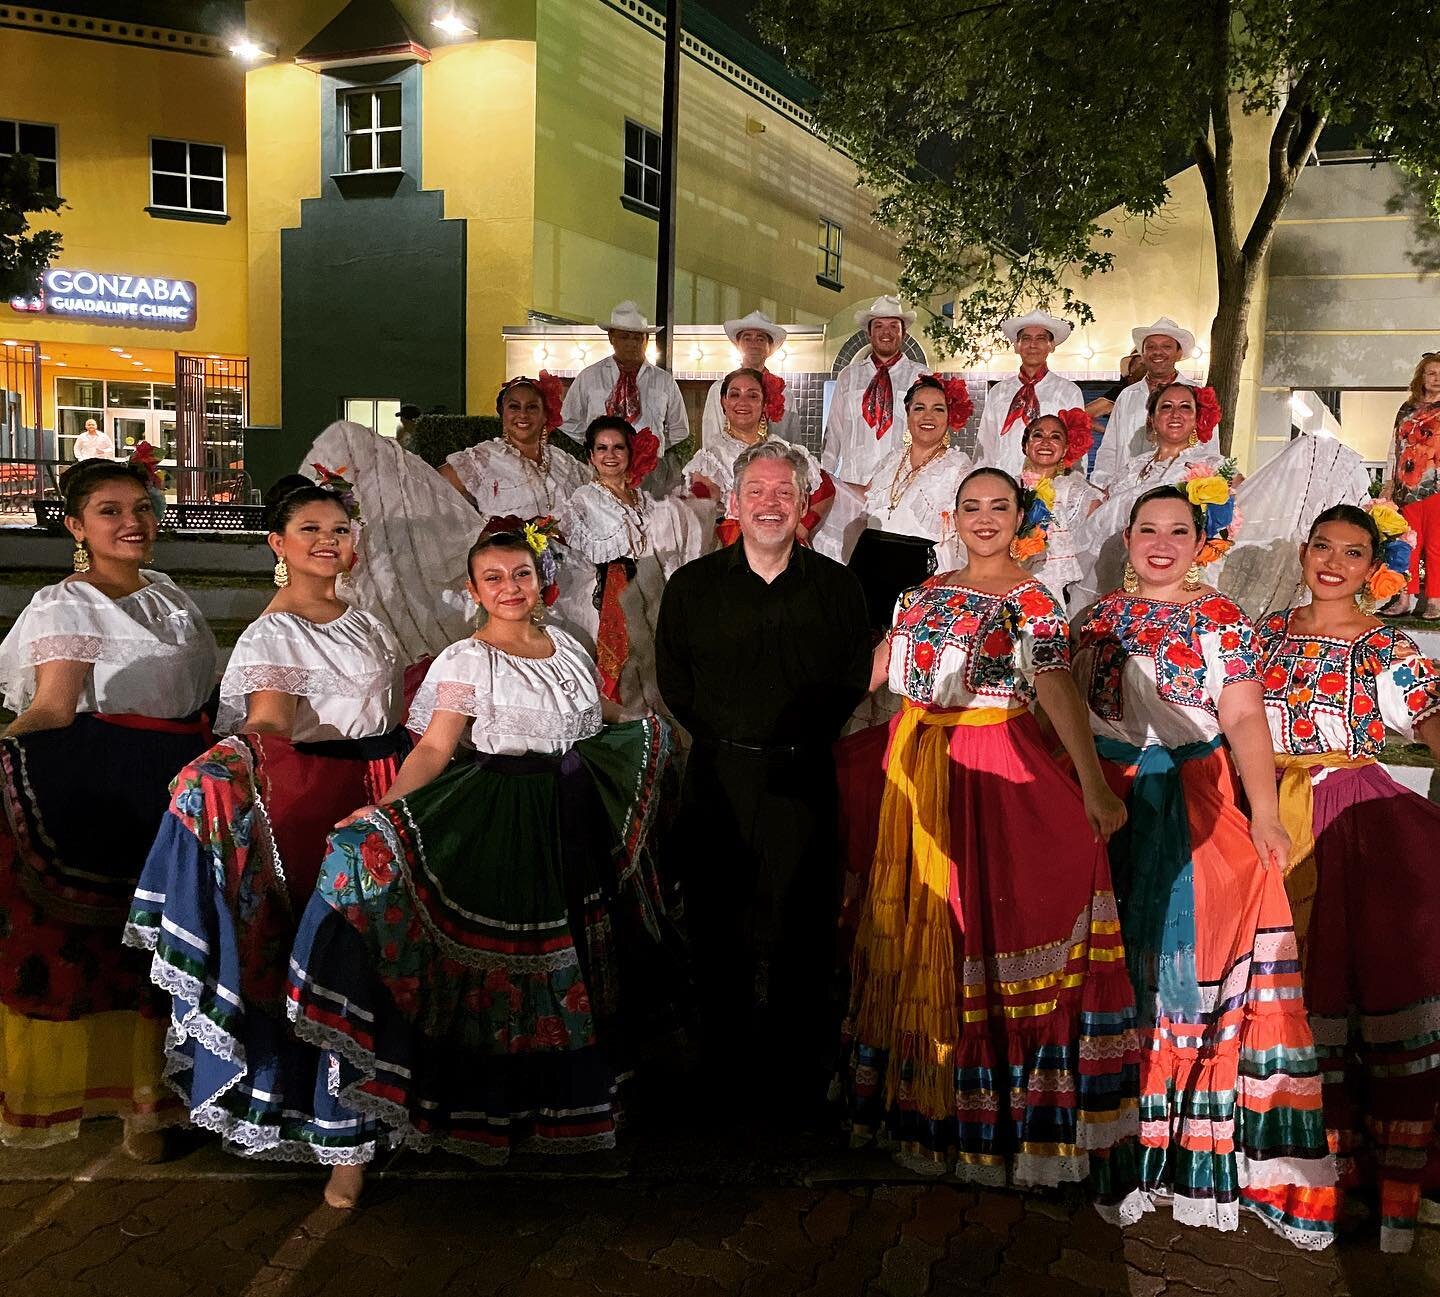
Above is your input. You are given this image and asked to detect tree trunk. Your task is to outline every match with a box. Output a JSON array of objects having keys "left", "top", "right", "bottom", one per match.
[{"left": 1205, "top": 255, "right": 1261, "bottom": 458}]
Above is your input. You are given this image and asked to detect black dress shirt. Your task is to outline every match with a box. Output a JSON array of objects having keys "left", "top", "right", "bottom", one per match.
[{"left": 655, "top": 541, "right": 872, "bottom": 748}]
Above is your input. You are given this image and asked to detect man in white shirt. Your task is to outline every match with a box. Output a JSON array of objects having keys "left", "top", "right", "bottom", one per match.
[
  {"left": 700, "top": 311, "right": 797, "bottom": 446},
  {"left": 973, "top": 311, "right": 1084, "bottom": 478},
  {"left": 560, "top": 300, "right": 690, "bottom": 494},
  {"left": 1089, "top": 317, "right": 1198, "bottom": 489},
  {"left": 820, "top": 295, "right": 927, "bottom": 487},
  {"left": 73, "top": 418, "right": 115, "bottom": 461}
]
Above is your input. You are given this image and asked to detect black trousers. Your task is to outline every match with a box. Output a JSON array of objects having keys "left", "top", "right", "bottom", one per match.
[{"left": 676, "top": 740, "right": 841, "bottom": 1102}]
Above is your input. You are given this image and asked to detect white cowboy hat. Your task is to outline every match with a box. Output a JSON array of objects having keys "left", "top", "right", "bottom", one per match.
[
  {"left": 1000, "top": 310, "right": 1073, "bottom": 346},
  {"left": 854, "top": 295, "right": 917, "bottom": 329},
  {"left": 723, "top": 310, "right": 787, "bottom": 347},
  {"left": 597, "top": 300, "right": 660, "bottom": 333},
  {"left": 1131, "top": 316, "right": 1196, "bottom": 354}
]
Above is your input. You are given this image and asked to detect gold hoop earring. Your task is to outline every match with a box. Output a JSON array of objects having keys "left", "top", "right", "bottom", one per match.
[
  {"left": 758, "top": 415, "right": 770, "bottom": 436},
  {"left": 273, "top": 556, "right": 290, "bottom": 588},
  {"left": 72, "top": 540, "right": 91, "bottom": 574},
  {"left": 1122, "top": 562, "right": 1140, "bottom": 594},
  {"left": 1187, "top": 431, "right": 1198, "bottom": 447},
  {"left": 1183, "top": 562, "right": 1204, "bottom": 590}
]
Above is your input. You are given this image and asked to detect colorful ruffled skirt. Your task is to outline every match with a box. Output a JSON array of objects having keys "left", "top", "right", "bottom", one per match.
[
  {"left": 1277, "top": 754, "right": 1440, "bottom": 1251},
  {"left": 1092, "top": 737, "right": 1337, "bottom": 1249},
  {"left": 0, "top": 711, "right": 211, "bottom": 1145},
  {"left": 843, "top": 702, "right": 1140, "bottom": 1187},
  {"left": 125, "top": 731, "right": 405, "bottom": 1163},
  {"left": 286, "top": 717, "right": 676, "bottom": 1163}
]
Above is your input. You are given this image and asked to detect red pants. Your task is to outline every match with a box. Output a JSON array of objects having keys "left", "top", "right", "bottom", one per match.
[{"left": 1401, "top": 493, "right": 1440, "bottom": 598}]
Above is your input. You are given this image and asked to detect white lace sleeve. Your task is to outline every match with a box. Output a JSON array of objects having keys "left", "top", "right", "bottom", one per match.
[
  {"left": 558, "top": 487, "right": 629, "bottom": 563},
  {"left": 683, "top": 447, "right": 732, "bottom": 495},
  {"left": 407, "top": 641, "right": 493, "bottom": 734},
  {"left": 444, "top": 444, "right": 490, "bottom": 500}
]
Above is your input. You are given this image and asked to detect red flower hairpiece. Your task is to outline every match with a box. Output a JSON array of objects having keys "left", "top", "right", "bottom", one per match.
[
  {"left": 1194, "top": 386, "right": 1222, "bottom": 442},
  {"left": 498, "top": 372, "right": 566, "bottom": 434},
  {"left": 761, "top": 371, "right": 786, "bottom": 425},
  {"left": 924, "top": 374, "right": 974, "bottom": 431},
  {"left": 627, "top": 427, "right": 661, "bottom": 487},
  {"left": 1057, "top": 408, "right": 1094, "bottom": 467},
  {"left": 536, "top": 370, "right": 565, "bottom": 433}
]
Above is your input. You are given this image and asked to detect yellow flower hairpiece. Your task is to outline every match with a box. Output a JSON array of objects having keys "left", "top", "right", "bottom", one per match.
[
  {"left": 1185, "top": 475, "right": 1230, "bottom": 508},
  {"left": 1368, "top": 500, "right": 1408, "bottom": 540},
  {"left": 523, "top": 521, "right": 549, "bottom": 555},
  {"left": 1033, "top": 477, "right": 1056, "bottom": 508}
]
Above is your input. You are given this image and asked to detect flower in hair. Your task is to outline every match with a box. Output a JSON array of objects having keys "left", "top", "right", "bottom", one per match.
[
  {"left": 1193, "top": 386, "right": 1222, "bottom": 442},
  {"left": 925, "top": 374, "right": 974, "bottom": 431},
  {"left": 311, "top": 462, "right": 362, "bottom": 523},
  {"left": 1363, "top": 499, "right": 1416, "bottom": 603},
  {"left": 1013, "top": 477, "right": 1056, "bottom": 562},
  {"left": 1057, "top": 408, "right": 1093, "bottom": 467},
  {"left": 536, "top": 371, "right": 565, "bottom": 433},
  {"left": 627, "top": 427, "right": 660, "bottom": 487},
  {"left": 1183, "top": 457, "right": 1239, "bottom": 566}
]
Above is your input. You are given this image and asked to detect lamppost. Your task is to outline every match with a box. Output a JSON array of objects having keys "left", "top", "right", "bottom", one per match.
[{"left": 654, "top": 0, "right": 681, "bottom": 372}]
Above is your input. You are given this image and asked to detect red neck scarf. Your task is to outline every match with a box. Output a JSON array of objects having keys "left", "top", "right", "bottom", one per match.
[
  {"left": 1002, "top": 364, "right": 1048, "bottom": 435},
  {"left": 861, "top": 352, "right": 903, "bottom": 439},
  {"left": 761, "top": 369, "right": 786, "bottom": 424},
  {"left": 606, "top": 361, "right": 643, "bottom": 424}
]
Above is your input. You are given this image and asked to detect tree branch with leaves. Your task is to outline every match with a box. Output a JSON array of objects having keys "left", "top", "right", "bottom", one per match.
[
  {"left": 761, "top": 0, "right": 1440, "bottom": 454},
  {"left": 0, "top": 154, "right": 63, "bottom": 302}
]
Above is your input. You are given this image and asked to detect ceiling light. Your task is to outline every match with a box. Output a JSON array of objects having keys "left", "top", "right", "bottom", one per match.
[
  {"left": 0, "top": 339, "right": 17, "bottom": 347},
  {"left": 55, "top": 361, "right": 67, "bottom": 367},
  {"left": 229, "top": 36, "right": 275, "bottom": 61},
  {"left": 1077, "top": 344, "right": 1095, "bottom": 360},
  {"left": 133, "top": 361, "right": 144, "bottom": 366},
  {"left": 39, "top": 353, "right": 51, "bottom": 360},
  {"left": 1191, "top": 345, "right": 1207, "bottom": 360},
  {"left": 773, "top": 346, "right": 788, "bottom": 364},
  {"left": 689, "top": 345, "right": 705, "bottom": 362},
  {"left": 111, "top": 346, "right": 126, "bottom": 353},
  {"left": 432, "top": 7, "right": 476, "bottom": 37},
  {"left": 645, "top": 342, "right": 659, "bottom": 365}
]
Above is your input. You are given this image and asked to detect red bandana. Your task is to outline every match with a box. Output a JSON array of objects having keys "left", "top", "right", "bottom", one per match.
[
  {"left": 1002, "top": 365, "right": 1048, "bottom": 435},
  {"left": 761, "top": 370, "right": 786, "bottom": 425},
  {"left": 861, "top": 353, "right": 903, "bottom": 439},
  {"left": 606, "top": 362, "right": 643, "bottom": 424}
]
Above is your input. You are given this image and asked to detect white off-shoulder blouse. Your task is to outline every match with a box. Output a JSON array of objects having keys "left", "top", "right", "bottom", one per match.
[
  {"left": 217, "top": 607, "right": 404, "bottom": 741},
  {"left": 407, "top": 628, "right": 602, "bottom": 755},
  {"left": 445, "top": 438, "right": 590, "bottom": 522},
  {"left": 0, "top": 570, "right": 216, "bottom": 717}
]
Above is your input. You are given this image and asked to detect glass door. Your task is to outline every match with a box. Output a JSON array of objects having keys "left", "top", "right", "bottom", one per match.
[{"left": 110, "top": 413, "right": 151, "bottom": 458}]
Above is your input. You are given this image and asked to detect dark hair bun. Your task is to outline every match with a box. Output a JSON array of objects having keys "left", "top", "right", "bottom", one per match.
[
  {"left": 263, "top": 473, "right": 345, "bottom": 535},
  {"left": 59, "top": 458, "right": 152, "bottom": 519}
]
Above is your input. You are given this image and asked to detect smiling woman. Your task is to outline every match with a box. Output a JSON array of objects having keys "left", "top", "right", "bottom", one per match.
[{"left": 0, "top": 460, "right": 216, "bottom": 1156}]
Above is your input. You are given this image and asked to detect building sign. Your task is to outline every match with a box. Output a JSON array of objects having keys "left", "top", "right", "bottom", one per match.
[{"left": 10, "top": 268, "right": 197, "bottom": 330}]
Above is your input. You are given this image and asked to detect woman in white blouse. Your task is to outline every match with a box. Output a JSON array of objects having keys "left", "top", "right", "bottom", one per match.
[
  {"left": 440, "top": 375, "right": 590, "bottom": 524},
  {"left": 287, "top": 523, "right": 677, "bottom": 1192},
  {"left": 1014, "top": 410, "right": 1103, "bottom": 612},
  {"left": 126, "top": 476, "right": 404, "bottom": 1205},
  {"left": 555, "top": 417, "right": 703, "bottom": 718},
  {"left": 0, "top": 460, "right": 216, "bottom": 1155}
]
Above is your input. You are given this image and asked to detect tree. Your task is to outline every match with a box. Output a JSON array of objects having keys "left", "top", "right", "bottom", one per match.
[
  {"left": 0, "top": 153, "right": 63, "bottom": 301},
  {"left": 760, "top": 0, "right": 1440, "bottom": 453}
]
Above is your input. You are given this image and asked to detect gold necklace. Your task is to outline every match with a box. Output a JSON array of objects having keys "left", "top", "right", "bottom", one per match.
[
  {"left": 888, "top": 443, "right": 946, "bottom": 511},
  {"left": 600, "top": 479, "right": 649, "bottom": 555},
  {"left": 505, "top": 434, "right": 554, "bottom": 508}
]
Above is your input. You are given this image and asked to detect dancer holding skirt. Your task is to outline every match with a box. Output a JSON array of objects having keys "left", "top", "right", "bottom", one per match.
[
  {"left": 845, "top": 466, "right": 1139, "bottom": 1187},
  {"left": 287, "top": 522, "right": 674, "bottom": 1166},
  {"left": 1259, "top": 503, "right": 1440, "bottom": 1251}
]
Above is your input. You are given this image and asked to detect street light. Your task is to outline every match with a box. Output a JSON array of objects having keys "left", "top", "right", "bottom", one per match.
[
  {"left": 433, "top": 6, "right": 476, "bottom": 37},
  {"left": 229, "top": 36, "right": 276, "bottom": 61}
]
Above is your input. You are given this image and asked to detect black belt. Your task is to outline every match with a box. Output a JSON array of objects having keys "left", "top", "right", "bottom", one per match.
[{"left": 292, "top": 726, "right": 409, "bottom": 760}]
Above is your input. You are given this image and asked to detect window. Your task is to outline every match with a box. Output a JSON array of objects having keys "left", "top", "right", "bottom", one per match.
[
  {"left": 0, "top": 119, "right": 58, "bottom": 193},
  {"left": 150, "top": 138, "right": 226, "bottom": 215},
  {"left": 818, "top": 218, "right": 843, "bottom": 289},
  {"left": 343, "top": 86, "right": 402, "bottom": 174},
  {"left": 343, "top": 397, "right": 402, "bottom": 436},
  {"left": 622, "top": 119, "right": 662, "bottom": 214}
]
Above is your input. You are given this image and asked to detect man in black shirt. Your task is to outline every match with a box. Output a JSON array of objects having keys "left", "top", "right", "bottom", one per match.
[{"left": 656, "top": 440, "right": 871, "bottom": 1115}]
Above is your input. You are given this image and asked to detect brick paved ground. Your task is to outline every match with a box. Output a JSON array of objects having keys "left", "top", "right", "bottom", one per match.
[{"left": 1, "top": 1122, "right": 1436, "bottom": 1296}]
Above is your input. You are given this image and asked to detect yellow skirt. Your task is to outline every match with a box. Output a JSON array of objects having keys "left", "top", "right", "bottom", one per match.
[{"left": 0, "top": 1005, "right": 177, "bottom": 1146}]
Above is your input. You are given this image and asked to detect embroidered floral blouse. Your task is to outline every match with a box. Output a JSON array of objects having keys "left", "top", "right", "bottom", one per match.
[
  {"left": 1257, "top": 610, "right": 1440, "bottom": 758},
  {"left": 407, "top": 628, "right": 602, "bottom": 755},
  {"left": 886, "top": 578, "right": 1071, "bottom": 709},
  {"left": 1072, "top": 591, "right": 1259, "bottom": 747}
]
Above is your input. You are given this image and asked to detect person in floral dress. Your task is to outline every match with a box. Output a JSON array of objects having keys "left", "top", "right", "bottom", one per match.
[
  {"left": 1072, "top": 484, "right": 1337, "bottom": 1249},
  {"left": 843, "top": 466, "right": 1139, "bottom": 1188},
  {"left": 1259, "top": 502, "right": 1440, "bottom": 1251},
  {"left": 1380, "top": 352, "right": 1440, "bottom": 617},
  {"left": 126, "top": 476, "right": 406, "bottom": 1207},
  {"left": 286, "top": 523, "right": 675, "bottom": 1176}
]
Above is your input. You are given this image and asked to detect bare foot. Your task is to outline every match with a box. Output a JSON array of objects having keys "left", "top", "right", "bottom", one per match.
[{"left": 324, "top": 1163, "right": 365, "bottom": 1209}]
